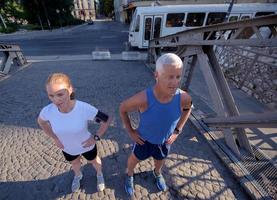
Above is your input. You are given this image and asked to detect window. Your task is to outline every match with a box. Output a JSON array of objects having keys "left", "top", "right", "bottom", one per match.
[
  {"left": 154, "top": 17, "right": 161, "bottom": 39},
  {"left": 206, "top": 12, "right": 226, "bottom": 25},
  {"left": 135, "top": 15, "right": 140, "bottom": 32},
  {"left": 186, "top": 13, "right": 205, "bottom": 27},
  {"left": 255, "top": 12, "right": 274, "bottom": 17},
  {"left": 144, "top": 18, "right": 152, "bottom": 40},
  {"left": 228, "top": 16, "right": 238, "bottom": 22},
  {"left": 166, "top": 13, "right": 185, "bottom": 27},
  {"left": 130, "top": 11, "right": 137, "bottom": 32},
  {"left": 241, "top": 15, "right": 250, "bottom": 20}
]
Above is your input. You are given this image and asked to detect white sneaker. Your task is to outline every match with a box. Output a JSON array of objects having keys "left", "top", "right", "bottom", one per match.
[
  {"left": 71, "top": 172, "right": 83, "bottom": 192},
  {"left": 97, "top": 173, "right": 105, "bottom": 192}
]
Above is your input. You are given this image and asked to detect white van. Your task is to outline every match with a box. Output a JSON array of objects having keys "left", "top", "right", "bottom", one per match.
[{"left": 128, "top": 3, "right": 277, "bottom": 49}]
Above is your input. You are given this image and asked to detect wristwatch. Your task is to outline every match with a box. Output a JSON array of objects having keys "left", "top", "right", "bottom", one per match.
[
  {"left": 93, "top": 135, "right": 101, "bottom": 141},
  {"left": 174, "top": 127, "right": 182, "bottom": 135}
]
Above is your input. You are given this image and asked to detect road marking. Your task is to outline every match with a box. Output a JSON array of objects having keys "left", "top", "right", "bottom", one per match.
[
  {"left": 101, "top": 36, "right": 116, "bottom": 39},
  {"left": 26, "top": 53, "right": 148, "bottom": 62}
]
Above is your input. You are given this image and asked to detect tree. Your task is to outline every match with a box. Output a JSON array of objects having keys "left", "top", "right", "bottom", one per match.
[
  {"left": 0, "top": 0, "right": 25, "bottom": 23},
  {"left": 0, "top": 0, "right": 24, "bottom": 32},
  {"left": 21, "top": 0, "right": 76, "bottom": 29},
  {"left": 99, "top": 0, "right": 114, "bottom": 17}
]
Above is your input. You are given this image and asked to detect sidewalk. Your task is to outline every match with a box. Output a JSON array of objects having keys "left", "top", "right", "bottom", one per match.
[{"left": 0, "top": 60, "right": 249, "bottom": 199}]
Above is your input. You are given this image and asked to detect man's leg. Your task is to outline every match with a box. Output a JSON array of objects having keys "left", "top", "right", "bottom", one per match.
[
  {"left": 125, "top": 153, "right": 140, "bottom": 196},
  {"left": 153, "top": 159, "right": 165, "bottom": 175},
  {"left": 153, "top": 158, "right": 167, "bottom": 191},
  {"left": 127, "top": 153, "right": 140, "bottom": 176}
]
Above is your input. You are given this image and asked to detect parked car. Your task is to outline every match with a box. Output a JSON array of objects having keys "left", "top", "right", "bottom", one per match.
[{"left": 87, "top": 20, "right": 94, "bottom": 25}]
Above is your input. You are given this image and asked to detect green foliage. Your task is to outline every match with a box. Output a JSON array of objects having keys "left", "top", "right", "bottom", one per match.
[
  {"left": 0, "top": 0, "right": 84, "bottom": 32},
  {"left": 0, "top": 0, "right": 25, "bottom": 20},
  {"left": 99, "top": 0, "right": 114, "bottom": 17},
  {"left": 104, "top": 0, "right": 114, "bottom": 16},
  {"left": 21, "top": 0, "right": 76, "bottom": 28},
  {"left": 0, "top": 23, "right": 17, "bottom": 33},
  {"left": 0, "top": 0, "right": 24, "bottom": 33},
  {"left": 20, "top": 24, "right": 42, "bottom": 30}
]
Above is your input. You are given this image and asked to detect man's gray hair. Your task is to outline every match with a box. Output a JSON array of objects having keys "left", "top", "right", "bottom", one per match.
[{"left": 156, "top": 53, "right": 183, "bottom": 73}]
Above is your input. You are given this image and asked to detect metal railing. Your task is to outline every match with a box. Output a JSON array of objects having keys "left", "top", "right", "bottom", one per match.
[
  {"left": 0, "top": 44, "right": 27, "bottom": 76},
  {"left": 147, "top": 14, "right": 277, "bottom": 199}
]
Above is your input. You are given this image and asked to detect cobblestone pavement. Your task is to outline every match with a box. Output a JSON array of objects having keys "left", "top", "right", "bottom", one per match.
[{"left": 0, "top": 60, "right": 249, "bottom": 199}]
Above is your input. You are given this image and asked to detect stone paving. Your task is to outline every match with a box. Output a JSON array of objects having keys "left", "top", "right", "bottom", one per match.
[{"left": 0, "top": 60, "right": 249, "bottom": 199}]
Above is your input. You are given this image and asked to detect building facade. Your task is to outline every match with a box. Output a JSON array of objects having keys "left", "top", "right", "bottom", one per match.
[{"left": 73, "top": 0, "right": 96, "bottom": 21}]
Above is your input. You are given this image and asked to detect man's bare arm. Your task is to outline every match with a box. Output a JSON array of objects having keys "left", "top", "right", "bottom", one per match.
[
  {"left": 175, "top": 92, "right": 192, "bottom": 132},
  {"left": 119, "top": 91, "right": 146, "bottom": 144}
]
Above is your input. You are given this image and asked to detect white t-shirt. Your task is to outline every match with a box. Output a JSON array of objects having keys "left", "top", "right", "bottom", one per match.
[{"left": 39, "top": 100, "right": 98, "bottom": 155}]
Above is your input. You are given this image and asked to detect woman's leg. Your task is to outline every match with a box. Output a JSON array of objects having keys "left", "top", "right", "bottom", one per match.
[
  {"left": 71, "top": 156, "right": 82, "bottom": 176},
  {"left": 70, "top": 156, "right": 83, "bottom": 192},
  {"left": 89, "top": 155, "right": 102, "bottom": 175},
  {"left": 89, "top": 155, "right": 105, "bottom": 191}
]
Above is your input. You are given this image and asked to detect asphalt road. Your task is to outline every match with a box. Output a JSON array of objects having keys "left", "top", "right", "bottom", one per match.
[{"left": 0, "top": 21, "right": 131, "bottom": 56}]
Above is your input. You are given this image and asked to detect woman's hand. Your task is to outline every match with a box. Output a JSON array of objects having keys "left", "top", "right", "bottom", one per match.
[
  {"left": 82, "top": 136, "right": 96, "bottom": 148},
  {"left": 129, "top": 130, "right": 145, "bottom": 145},
  {"left": 53, "top": 138, "right": 64, "bottom": 149}
]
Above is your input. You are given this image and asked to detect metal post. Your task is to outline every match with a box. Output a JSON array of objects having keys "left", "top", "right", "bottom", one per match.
[
  {"left": 205, "top": 46, "right": 253, "bottom": 154},
  {"left": 225, "top": 0, "right": 236, "bottom": 22},
  {"left": 181, "top": 55, "right": 197, "bottom": 91},
  {"left": 197, "top": 49, "right": 241, "bottom": 157}
]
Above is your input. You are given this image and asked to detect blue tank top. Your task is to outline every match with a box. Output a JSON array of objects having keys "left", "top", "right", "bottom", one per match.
[{"left": 137, "top": 87, "right": 181, "bottom": 144}]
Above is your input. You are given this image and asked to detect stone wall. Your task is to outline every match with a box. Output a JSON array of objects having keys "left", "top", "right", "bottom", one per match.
[{"left": 216, "top": 46, "right": 277, "bottom": 110}]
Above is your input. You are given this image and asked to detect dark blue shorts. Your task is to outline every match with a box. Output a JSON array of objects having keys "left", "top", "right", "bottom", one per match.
[{"left": 133, "top": 140, "right": 171, "bottom": 161}]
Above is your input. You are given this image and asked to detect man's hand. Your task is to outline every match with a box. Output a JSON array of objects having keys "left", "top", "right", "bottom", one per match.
[
  {"left": 82, "top": 136, "right": 96, "bottom": 148},
  {"left": 53, "top": 138, "right": 64, "bottom": 149},
  {"left": 129, "top": 130, "right": 145, "bottom": 145},
  {"left": 166, "top": 133, "right": 178, "bottom": 145}
]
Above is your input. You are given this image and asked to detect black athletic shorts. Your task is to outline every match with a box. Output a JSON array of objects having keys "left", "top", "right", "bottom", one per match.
[{"left": 62, "top": 145, "right": 97, "bottom": 162}]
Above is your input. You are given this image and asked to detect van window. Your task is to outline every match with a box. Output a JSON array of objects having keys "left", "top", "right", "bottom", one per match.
[
  {"left": 255, "top": 12, "right": 274, "bottom": 17},
  {"left": 166, "top": 13, "right": 185, "bottom": 27},
  {"left": 130, "top": 11, "right": 137, "bottom": 32},
  {"left": 144, "top": 18, "right": 152, "bottom": 40},
  {"left": 206, "top": 12, "right": 226, "bottom": 25},
  {"left": 154, "top": 17, "right": 162, "bottom": 38},
  {"left": 186, "top": 13, "right": 205, "bottom": 27},
  {"left": 228, "top": 16, "right": 238, "bottom": 22},
  {"left": 241, "top": 15, "right": 250, "bottom": 20},
  {"left": 135, "top": 15, "right": 140, "bottom": 32}
]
